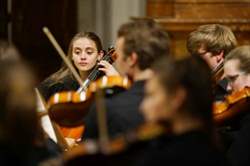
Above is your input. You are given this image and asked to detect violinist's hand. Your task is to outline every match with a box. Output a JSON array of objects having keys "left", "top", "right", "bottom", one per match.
[{"left": 98, "top": 60, "right": 120, "bottom": 76}]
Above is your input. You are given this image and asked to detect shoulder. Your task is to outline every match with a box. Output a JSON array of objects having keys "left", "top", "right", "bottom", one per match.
[{"left": 37, "top": 76, "right": 69, "bottom": 101}]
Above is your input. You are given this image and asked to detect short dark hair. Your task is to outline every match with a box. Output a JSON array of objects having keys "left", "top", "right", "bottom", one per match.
[{"left": 118, "top": 19, "right": 170, "bottom": 70}]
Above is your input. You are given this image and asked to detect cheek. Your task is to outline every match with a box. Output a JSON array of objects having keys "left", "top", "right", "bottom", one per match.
[
  {"left": 141, "top": 95, "right": 167, "bottom": 122},
  {"left": 89, "top": 54, "right": 99, "bottom": 63},
  {"left": 114, "top": 58, "right": 126, "bottom": 75},
  {"left": 72, "top": 54, "right": 78, "bottom": 63},
  {"left": 232, "top": 79, "right": 245, "bottom": 91}
]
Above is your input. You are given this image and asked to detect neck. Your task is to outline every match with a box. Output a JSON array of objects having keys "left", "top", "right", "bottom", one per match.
[
  {"left": 172, "top": 114, "right": 204, "bottom": 135},
  {"left": 132, "top": 68, "right": 154, "bottom": 82},
  {"left": 79, "top": 71, "right": 88, "bottom": 81}
]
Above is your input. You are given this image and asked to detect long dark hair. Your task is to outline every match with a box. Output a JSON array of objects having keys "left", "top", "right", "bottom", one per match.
[{"left": 48, "top": 31, "right": 103, "bottom": 83}]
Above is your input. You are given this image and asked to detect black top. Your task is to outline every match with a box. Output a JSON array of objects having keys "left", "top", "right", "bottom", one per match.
[
  {"left": 214, "top": 78, "right": 228, "bottom": 101},
  {"left": 227, "top": 112, "right": 250, "bottom": 166},
  {"left": 137, "top": 130, "right": 228, "bottom": 166},
  {"left": 83, "top": 80, "right": 145, "bottom": 139},
  {"left": 37, "top": 74, "right": 79, "bottom": 101},
  {"left": 0, "top": 140, "right": 62, "bottom": 166}
]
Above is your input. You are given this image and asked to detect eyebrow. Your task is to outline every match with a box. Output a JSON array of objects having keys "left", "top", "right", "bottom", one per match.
[{"left": 85, "top": 47, "right": 96, "bottom": 51}]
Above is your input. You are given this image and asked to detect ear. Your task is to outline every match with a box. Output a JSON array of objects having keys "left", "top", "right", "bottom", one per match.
[
  {"left": 127, "top": 52, "right": 138, "bottom": 67},
  {"left": 97, "top": 50, "right": 105, "bottom": 61}
]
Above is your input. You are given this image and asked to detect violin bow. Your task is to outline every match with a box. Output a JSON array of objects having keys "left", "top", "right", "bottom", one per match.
[
  {"left": 35, "top": 88, "right": 70, "bottom": 151},
  {"left": 42, "top": 27, "right": 84, "bottom": 89},
  {"left": 95, "top": 89, "right": 110, "bottom": 153}
]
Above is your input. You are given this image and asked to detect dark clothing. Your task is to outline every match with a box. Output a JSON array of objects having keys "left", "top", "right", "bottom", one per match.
[
  {"left": 83, "top": 80, "right": 145, "bottom": 139},
  {"left": 137, "top": 130, "right": 228, "bottom": 166},
  {"left": 38, "top": 74, "right": 79, "bottom": 101},
  {"left": 214, "top": 78, "right": 228, "bottom": 101},
  {"left": 227, "top": 112, "right": 250, "bottom": 166},
  {"left": 0, "top": 141, "right": 61, "bottom": 166}
]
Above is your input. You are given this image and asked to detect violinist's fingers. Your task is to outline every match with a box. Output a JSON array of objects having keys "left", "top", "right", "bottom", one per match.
[{"left": 98, "top": 60, "right": 120, "bottom": 76}]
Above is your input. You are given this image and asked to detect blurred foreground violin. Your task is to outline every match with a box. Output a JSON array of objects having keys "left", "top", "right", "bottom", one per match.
[
  {"left": 213, "top": 87, "right": 250, "bottom": 126},
  {"left": 63, "top": 123, "right": 166, "bottom": 165}
]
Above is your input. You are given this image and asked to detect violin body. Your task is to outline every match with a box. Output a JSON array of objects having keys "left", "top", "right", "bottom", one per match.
[
  {"left": 47, "top": 76, "right": 131, "bottom": 141},
  {"left": 213, "top": 87, "right": 250, "bottom": 126}
]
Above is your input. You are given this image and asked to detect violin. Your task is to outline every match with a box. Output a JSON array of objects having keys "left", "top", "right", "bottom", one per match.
[
  {"left": 212, "top": 62, "right": 224, "bottom": 87},
  {"left": 77, "top": 47, "right": 117, "bottom": 92},
  {"left": 48, "top": 76, "right": 131, "bottom": 127},
  {"left": 63, "top": 123, "right": 166, "bottom": 165},
  {"left": 213, "top": 87, "right": 250, "bottom": 126}
]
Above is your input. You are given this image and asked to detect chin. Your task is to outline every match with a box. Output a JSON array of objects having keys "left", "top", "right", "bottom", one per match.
[{"left": 78, "top": 66, "right": 91, "bottom": 72}]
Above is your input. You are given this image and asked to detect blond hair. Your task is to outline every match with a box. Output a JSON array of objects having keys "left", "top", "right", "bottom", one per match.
[{"left": 187, "top": 24, "right": 237, "bottom": 56}]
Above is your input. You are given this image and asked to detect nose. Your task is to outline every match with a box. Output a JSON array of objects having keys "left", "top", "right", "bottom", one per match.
[
  {"left": 80, "top": 53, "right": 87, "bottom": 60},
  {"left": 226, "top": 82, "right": 232, "bottom": 93}
]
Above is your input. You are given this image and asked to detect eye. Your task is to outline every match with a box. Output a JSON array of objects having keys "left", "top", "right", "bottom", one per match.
[
  {"left": 226, "top": 75, "right": 239, "bottom": 83},
  {"left": 86, "top": 51, "right": 94, "bottom": 55},
  {"left": 74, "top": 49, "right": 82, "bottom": 55}
]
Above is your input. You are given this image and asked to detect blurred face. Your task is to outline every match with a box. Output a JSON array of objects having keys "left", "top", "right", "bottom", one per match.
[
  {"left": 114, "top": 37, "right": 131, "bottom": 76},
  {"left": 71, "top": 37, "right": 101, "bottom": 72},
  {"left": 140, "top": 76, "right": 171, "bottom": 123},
  {"left": 224, "top": 59, "right": 250, "bottom": 92},
  {"left": 8, "top": 66, "right": 36, "bottom": 112},
  {"left": 197, "top": 46, "right": 223, "bottom": 70}
]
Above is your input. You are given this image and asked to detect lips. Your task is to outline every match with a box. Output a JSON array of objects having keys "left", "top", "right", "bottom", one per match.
[{"left": 78, "top": 62, "right": 88, "bottom": 66}]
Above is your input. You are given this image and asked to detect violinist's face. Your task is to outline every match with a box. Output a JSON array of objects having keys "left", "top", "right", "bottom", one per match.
[
  {"left": 140, "top": 76, "right": 171, "bottom": 123},
  {"left": 114, "top": 37, "right": 132, "bottom": 77},
  {"left": 72, "top": 38, "right": 102, "bottom": 72},
  {"left": 224, "top": 59, "right": 250, "bottom": 92},
  {"left": 197, "top": 46, "right": 224, "bottom": 71}
]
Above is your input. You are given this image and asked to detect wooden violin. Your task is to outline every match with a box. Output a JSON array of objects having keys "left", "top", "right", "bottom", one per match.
[
  {"left": 48, "top": 76, "right": 131, "bottom": 127},
  {"left": 77, "top": 47, "right": 117, "bottom": 92},
  {"left": 213, "top": 87, "right": 250, "bottom": 126}
]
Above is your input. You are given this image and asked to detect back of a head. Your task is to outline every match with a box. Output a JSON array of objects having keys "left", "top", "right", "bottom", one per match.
[
  {"left": 0, "top": 60, "right": 40, "bottom": 148},
  {"left": 118, "top": 19, "right": 170, "bottom": 70},
  {"left": 152, "top": 55, "right": 213, "bottom": 123},
  {"left": 187, "top": 24, "right": 237, "bottom": 56},
  {"left": 0, "top": 40, "right": 21, "bottom": 62}
]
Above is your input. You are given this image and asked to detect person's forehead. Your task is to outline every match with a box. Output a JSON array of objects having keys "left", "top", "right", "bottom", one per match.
[
  {"left": 73, "top": 38, "right": 96, "bottom": 48},
  {"left": 224, "top": 59, "right": 241, "bottom": 73}
]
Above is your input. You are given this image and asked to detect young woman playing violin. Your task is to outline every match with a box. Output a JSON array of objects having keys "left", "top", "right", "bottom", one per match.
[
  {"left": 38, "top": 31, "right": 118, "bottom": 101},
  {"left": 38, "top": 31, "right": 119, "bottom": 146},
  {"left": 138, "top": 56, "right": 227, "bottom": 166},
  {"left": 222, "top": 45, "right": 250, "bottom": 166}
]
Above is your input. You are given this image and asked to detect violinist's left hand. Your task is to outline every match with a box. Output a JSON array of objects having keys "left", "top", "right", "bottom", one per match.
[{"left": 98, "top": 60, "right": 120, "bottom": 76}]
